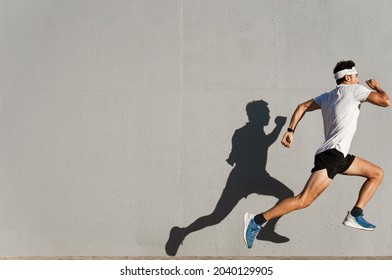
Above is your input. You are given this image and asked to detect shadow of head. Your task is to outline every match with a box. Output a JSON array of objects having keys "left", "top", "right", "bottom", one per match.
[{"left": 246, "top": 100, "right": 270, "bottom": 126}]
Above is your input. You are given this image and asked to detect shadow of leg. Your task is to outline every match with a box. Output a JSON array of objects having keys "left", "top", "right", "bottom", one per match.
[
  {"left": 255, "top": 175, "right": 294, "bottom": 243},
  {"left": 165, "top": 184, "right": 243, "bottom": 256},
  {"left": 256, "top": 217, "right": 290, "bottom": 243},
  {"left": 165, "top": 226, "right": 185, "bottom": 256}
]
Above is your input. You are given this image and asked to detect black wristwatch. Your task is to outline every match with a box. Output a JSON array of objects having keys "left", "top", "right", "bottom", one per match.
[{"left": 287, "top": 128, "right": 295, "bottom": 133}]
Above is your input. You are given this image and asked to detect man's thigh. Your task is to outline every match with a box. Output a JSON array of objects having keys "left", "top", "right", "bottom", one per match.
[
  {"left": 342, "top": 156, "right": 382, "bottom": 178},
  {"left": 301, "top": 169, "right": 333, "bottom": 201}
]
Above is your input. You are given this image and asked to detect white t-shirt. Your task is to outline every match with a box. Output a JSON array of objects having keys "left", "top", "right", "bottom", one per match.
[{"left": 314, "top": 84, "right": 371, "bottom": 156}]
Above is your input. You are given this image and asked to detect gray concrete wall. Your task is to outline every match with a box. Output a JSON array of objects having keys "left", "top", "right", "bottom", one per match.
[{"left": 0, "top": 0, "right": 391, "bottom": 256}]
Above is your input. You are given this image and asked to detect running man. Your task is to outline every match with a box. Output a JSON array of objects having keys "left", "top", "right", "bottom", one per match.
[{"left": 244, "top": 60, "right": 391, "bottom": 249}]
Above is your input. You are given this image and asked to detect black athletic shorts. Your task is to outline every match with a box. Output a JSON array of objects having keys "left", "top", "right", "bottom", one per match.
[{"left": 311, "top": 148, "right": 355, "bottom": 179}]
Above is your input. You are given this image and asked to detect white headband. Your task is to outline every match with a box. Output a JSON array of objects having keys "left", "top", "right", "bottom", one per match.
[{"left": 334, "top": 67, "right": 358, "bottom": 80}]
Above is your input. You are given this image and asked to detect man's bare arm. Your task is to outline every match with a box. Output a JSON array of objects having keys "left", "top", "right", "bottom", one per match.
[
  {"left": 366, "top": 79, "right": 391, "bottom": 107},
  {"left": 281, "top": 99, "right": 320, "bottom": 149}
]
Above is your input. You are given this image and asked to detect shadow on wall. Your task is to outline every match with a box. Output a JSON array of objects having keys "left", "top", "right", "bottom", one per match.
[{"left": 165, "top": 100, "right": 294, "bottom": 256}]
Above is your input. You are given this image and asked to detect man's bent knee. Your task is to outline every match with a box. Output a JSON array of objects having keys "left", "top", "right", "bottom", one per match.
[
  {"left": 296, "top": 196, "right": 314, "bottom": 210},
  {"left": 372, "top": 166, "right": 384, "bottom": 183}
]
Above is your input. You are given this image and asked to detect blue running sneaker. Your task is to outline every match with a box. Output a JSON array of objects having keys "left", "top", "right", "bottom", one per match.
[
  {"left": 243, "top": 212, "right": 261, "bottom": 249},
  {"left": 343, "top": 211, "right": 376, "bottom": 231}
]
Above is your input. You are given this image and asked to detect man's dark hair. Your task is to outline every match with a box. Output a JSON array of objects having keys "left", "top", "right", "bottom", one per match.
[{"left": 333, "top": 60, "right": 356, "bottom": 85}]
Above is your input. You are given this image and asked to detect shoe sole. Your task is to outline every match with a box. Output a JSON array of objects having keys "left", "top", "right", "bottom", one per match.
[
  {"left": 342, "top": 220, "right": 375, "bottom": 231},
  {"left": 243, "top": 212, "right": 252, "bottom": 248}
]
